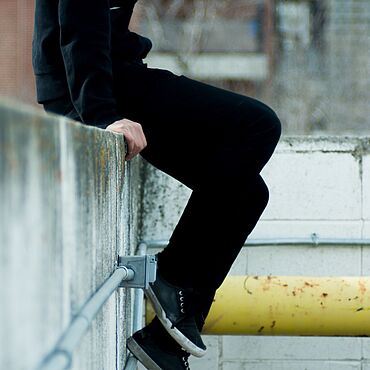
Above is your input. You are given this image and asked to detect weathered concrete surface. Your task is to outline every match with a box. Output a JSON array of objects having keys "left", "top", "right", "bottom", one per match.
[
  {"left": 0, "top": 100, "right": 142, "bottom": 370},
  {"left": 140, "top": 135, "right": 370, "bottom": 370}
]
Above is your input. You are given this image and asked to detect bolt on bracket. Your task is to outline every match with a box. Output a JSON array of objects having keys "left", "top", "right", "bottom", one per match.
[{"left": 118, "top": 255, "right": 157, "bottom": 289}]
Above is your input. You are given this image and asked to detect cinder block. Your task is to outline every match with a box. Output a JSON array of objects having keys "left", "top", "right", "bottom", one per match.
[
  {"left": 260, "top": 152, "right": 362, "bottom": 220},
  {"left": 189, "top": 336, "right": 219, "bottom": 370},
  {"left": 249, "top": 220, "right": 363, "bottom": 240},
  {"left": 363, "top": 155, "right": 370, "bottom": 220},
  {"left": 276, "top": 138, "right": 357, "bottom": 154},
  {"left": 362, "top": 222, "right": 370, "bottom": 239},
  {"left": 362, "top": 361, "right": 370, "bottom": 369},
  {"left": 361, "top": 222, "right": 370, "bottom": 275},
  {"left": 245, "top": 246, "right": 362, "bottom": 276},
  {"left": 362, "top": 232, "right": 370, "bottom": 275},
  {"left": 221, "top": 362, "right": 245, "bottom": 370},
  {"left": 229, "top": 248, "right": 248, "bottom": 275},
  {"left": 222, "top": 360, "right": 361, "bottom": 370},
  {"left": 222, "top": 336, "right": 362, "bottom": 361},
  {"left": 360, "top": 338, "right": 370, "bottom": 359}
]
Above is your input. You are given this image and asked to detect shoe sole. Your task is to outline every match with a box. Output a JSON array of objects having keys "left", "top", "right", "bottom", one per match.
[
  {"left": 145, "top": 285, "right": 206, "bottom": 358},
  {"left": 127, "top": 336, "right": 162, "bottom": 370}
]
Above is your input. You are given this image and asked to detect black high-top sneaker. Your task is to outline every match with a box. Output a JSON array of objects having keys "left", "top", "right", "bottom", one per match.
[
  {"left": 127, "top": 326, "right": 191, "bottom": 370},
  {"left": 145, "top": 270, "right": 206, "bottom": 357}
]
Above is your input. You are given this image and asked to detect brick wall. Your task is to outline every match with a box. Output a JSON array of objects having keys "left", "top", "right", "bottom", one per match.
[
  {"left": 0, "top": 0, "right": 142, "bottom": 106},
  {"left": 0, "top": 0, "right": 36, "bottom": 104}
]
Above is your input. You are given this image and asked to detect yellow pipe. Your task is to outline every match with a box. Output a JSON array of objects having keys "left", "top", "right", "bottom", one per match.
[{"left": 146, "top": 276, "right": 370, "bottom": 336}]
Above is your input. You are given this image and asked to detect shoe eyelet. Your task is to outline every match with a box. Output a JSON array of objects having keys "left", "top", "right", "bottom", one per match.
[
  {"left": 179, "top": 290, "right": 183, "bottom": 296},
  {"left": 180, "top": 296, "right": 184, "bottom": 302},
  {"left": 182, "top": 357, "right": 190, "bottom": 369},
  {"left": 181, "top": 308, "right": 185, "bottom": 313},
  {"left": 180, "top": 302, "right": 184, "bottom": 307}
]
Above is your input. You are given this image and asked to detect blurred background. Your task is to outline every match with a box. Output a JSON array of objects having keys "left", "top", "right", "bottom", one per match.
[{"left": 1, "top": 0, "right": 369, "bottom": 135}]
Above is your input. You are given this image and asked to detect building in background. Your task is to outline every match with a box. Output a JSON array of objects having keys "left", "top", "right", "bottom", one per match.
[
  {"left": 1, "top": 0, "right": 369, "bottom": 134},
  {"left": 138, "top": 0, "right": 370, "bottom": 135},
  {"left": 326, "top": 0, "right": 370, "bottom": 134},
  {"left": 138, "top": 0, "right": 274, "bottom": 98},
  {"left": 273, "top": 0, "right": 329, "bottom": 134},
  {"left": 0, "top": 0, "right": 141, "bottom": 106},
  {"left": 0, "top": 0, "right": 35, "bottom": 105},
  {"left": 273, "top": 0, "right": 370, "bottom": 134}
]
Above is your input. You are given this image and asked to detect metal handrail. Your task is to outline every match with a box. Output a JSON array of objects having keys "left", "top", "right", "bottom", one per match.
[
  {"left": 37, "top": 234, "right": 370, "bottom": 370},
  {"left": 37, "top": 266, "right": 134, "bottom": 370},
  {"left": 124, "top": 356, "right": 139, "bottom": 370},
  {"left": 143, "top": 234, "right": 370, "bottom": 249}
]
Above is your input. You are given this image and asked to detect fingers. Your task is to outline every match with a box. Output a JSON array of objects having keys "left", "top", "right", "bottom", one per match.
[
  {"left": 124, "top": 124, "right": 147, "bottom": 161},
  {"left": 106, "top": 118, "right": 147, "bottom": 161},
  {"left": 125, "top": 133, "right": 140, "bottom": 161}
]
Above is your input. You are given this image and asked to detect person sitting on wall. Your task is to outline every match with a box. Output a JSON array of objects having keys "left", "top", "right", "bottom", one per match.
[{"left": 32, "top": 1, "right": 281, "bottom": 369}]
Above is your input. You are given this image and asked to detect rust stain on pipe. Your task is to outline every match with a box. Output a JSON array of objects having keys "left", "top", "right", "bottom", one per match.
[{"left": 201, "top": 276, "right": 370, "bottom": 336}]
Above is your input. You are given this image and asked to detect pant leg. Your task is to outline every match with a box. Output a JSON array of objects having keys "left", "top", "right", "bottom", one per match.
[
  {"left": 189, "top": 175, "right": 270, "bottom": 333},
  {"left": 45, "top": 63, "right": 281, "bottom": 331},
  {"left": 114, "top": 64, "right": 281, "bottom": 190},
  {"left": 114, "top": 64, "right": 281, "bottom": 292}
]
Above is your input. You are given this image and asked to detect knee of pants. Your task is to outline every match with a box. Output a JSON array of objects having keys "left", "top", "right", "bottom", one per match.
[
  {"left": 267, "top": 110, "right": 282, "bottom": 144},
  {"left": 239, "top": 103, "right": 282, "bottom": 147},
  {"left": 255, "top": 176, "right": 270, "bottom": 213},
  {"left": 239, "top": 107, "right": 282, "bottom": 172},
  {"left": 254, "top": 108, "right": 282, "bottom": 147},
  {"left": 233, "top": 178, "right": 270, "bottom": 239},
  {"left": 226, "top": 175, "right": 270, "bottom": 213}
]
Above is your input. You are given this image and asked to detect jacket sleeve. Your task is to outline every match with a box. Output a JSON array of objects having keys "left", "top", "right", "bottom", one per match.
[{"left": 58, "top": 0, "right": 122, "bottom": 128}]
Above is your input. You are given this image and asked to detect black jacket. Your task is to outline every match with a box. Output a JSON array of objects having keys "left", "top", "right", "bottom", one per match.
[{"left": 32, "top": 0, "right": 152, "bottom": 128}]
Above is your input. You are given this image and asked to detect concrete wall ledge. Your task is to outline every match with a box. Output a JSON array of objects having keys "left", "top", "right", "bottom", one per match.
[
  {"left": 277, "top": 136, "right": 370, "bottom": 154},
  {"left": 0, "top": 100, "right": 142, "bottom": 370},
  {"left": 3, "top": 98, "right": 370, "bottom": 370}
]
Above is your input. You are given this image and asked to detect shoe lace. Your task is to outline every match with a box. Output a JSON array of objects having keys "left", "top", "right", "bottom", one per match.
[
  {"left": 178, "top": 289, "right": 193, "bottom": 315},
  {"left": 181, "top": 353, "right": 190, "bottom": 370}
]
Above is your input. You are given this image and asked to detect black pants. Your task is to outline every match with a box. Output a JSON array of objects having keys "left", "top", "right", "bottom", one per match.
[{"left": 44, "top": 62, "right": 281, "bottom": 330}]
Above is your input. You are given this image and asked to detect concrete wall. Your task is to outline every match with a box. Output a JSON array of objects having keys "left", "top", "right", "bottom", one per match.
[
  {"left": 0, "top": 100, "right": 143, "bottom": 370},
  {"left": 141, "top": 136, "right": 370, "bottom": 370},
  {"left": 3, "top": 98, "right": 370, "bottom": 370}
]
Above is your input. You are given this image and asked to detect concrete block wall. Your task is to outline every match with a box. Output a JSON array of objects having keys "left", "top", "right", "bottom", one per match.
[
  {"left": 0, "top": 100, "right": 142, "bottom": 370},
  {"left": 140, "top": 136, "right": 370, "bottom": 370}
]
